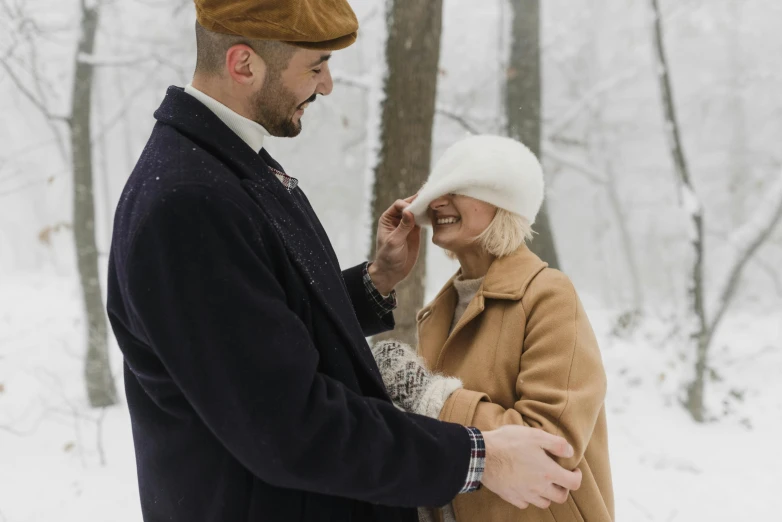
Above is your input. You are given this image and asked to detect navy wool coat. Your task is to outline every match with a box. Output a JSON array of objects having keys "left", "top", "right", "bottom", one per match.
[{"left": 106, "top": 87, "right": 470, "bottom": 522}]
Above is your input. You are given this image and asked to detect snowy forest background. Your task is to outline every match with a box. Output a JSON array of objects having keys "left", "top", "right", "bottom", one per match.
[{"left": 1, "top": 0, "right": 781, "bottom": 520}]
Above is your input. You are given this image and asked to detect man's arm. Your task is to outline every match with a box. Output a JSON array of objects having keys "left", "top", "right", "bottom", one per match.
[
  {"left": 125, "top": 184, "right": 470, "bottom": 508},
  {"left": 341, "top": 263, "right": 396, "bottom": 337},
  {"left": 372, "top": 339, "right": 584, "bottom": 510}
]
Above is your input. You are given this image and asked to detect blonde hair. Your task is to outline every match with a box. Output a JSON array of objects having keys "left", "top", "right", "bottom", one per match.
[{"left": 445, "top": 208, "right": 534, "bottom": 259}]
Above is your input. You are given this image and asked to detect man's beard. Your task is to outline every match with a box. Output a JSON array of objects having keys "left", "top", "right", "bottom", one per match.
[{"left": 250, "top": 75, "right": 315, "bottom": 138}]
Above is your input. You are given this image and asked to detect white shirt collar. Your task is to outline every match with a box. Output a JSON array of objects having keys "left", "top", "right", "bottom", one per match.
[{"left": 184, "top": 83, "right": 270, "bottom": 153}]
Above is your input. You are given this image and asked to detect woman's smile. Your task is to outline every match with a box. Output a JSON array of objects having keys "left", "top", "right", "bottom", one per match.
[{"left": 435, "top": 216, "right": 461, "bottom": 226}]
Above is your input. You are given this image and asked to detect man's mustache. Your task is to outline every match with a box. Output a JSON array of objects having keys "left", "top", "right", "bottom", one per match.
[{"left": 299, "top": 94, "right": 317, "bottom": 108}]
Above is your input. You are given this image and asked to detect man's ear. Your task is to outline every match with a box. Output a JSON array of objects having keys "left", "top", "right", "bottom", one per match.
[{"left": 225, "top": 44, "right": 266, "bottom": 87}]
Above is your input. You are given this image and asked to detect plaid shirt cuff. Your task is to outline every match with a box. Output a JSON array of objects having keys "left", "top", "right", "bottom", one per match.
[
  {"left": 460, "top": 427, "right": 485, "bottom": 493},
  {"left": 362, "top": 262, "right": 397, "bottom": 316}
]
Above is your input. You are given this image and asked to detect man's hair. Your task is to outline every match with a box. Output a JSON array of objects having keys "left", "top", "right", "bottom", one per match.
[{"left": 195, "top": 22, "right": 295, "bottom": 76}]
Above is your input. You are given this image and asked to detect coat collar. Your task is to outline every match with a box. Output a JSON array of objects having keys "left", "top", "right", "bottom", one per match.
[
  {"left": 417, "top": 245, "right": 547, "bottom": 369},
  {"left": 154, "top": 86, "right": 279, "bottom": 185},
  {"left": 480, "top": 244, "right": 548, "bottom": 300},
  {"left": 419, "top": 244, "right": 548, "bottom": 315},
  {"left": 154, "top": 86, "right": 387, "bottom": 394},
  {"left": 183, "top": 83, "right": 270, "bottom": 153}
]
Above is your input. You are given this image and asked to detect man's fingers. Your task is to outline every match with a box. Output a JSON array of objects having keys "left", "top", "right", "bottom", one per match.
[
  {"left": 382, "top": 210, "right": 417, "bottom": 251},
  {"left": 403, "top": 193, "right": 419, "bottom": 203},
  {"left": 401, "top": 210, "right": 415, "bottom": 228},
  {"left": 553, "top": 467, "right": 582, "bottom": 492},
  {"left": 510, "top": 499, "right": 529, "bottom": 510},
  {"left": 528, "top": 495, "right": 551, "bottom": 510},
  {"left": 542, "top": 484, "right": 569, "bottom": 504},
  {"left": 537, "top": 432, "right": 574, "bottom": 459},
  {"left": 393, "top": 210, "right": 415, "bottom": 234},
  {"left": 389, "top": 199, "right": 411, "bottom": 214}
]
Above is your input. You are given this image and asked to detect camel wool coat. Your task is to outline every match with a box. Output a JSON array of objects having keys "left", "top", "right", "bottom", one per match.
[{"left": 416, "top": 245, "right": 614, "bottom": 522}]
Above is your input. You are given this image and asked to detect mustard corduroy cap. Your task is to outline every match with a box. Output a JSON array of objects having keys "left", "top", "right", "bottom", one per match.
[{"left": 195, "top": 0, "right": 359, "bottom": 50}]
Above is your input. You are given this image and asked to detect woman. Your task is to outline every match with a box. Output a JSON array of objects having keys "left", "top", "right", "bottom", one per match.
[{"left": 372, "top": 135, "right": 614, "bottom": 522}]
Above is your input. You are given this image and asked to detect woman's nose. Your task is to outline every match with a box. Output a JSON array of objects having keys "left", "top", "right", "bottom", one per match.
[{"left": 430, "top": 197, "right": 448, "bottom": 209}]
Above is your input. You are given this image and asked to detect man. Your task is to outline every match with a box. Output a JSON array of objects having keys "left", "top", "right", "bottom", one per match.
[{"left": 106, "top": 1, "right": 582, "bottom": 520}]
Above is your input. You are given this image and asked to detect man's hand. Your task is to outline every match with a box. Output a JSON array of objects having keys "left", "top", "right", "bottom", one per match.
[
  {"left": 370, "top": 195, "right": 421, "bottom": 295},
  {"left": 481, "top": 426, "right": 582, "bottom": 510}
]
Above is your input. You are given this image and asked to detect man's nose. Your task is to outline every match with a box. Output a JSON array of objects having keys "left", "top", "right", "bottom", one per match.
[{"left": 318, "top": 65, "right": 334, "bottom": 96}]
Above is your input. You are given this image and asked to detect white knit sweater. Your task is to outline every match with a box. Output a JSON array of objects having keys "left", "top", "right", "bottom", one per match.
[{"left": 450, "top": 277, "right": 484, "bottom": 334}]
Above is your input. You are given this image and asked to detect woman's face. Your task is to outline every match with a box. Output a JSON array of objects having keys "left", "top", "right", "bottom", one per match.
[{"left": 427, "top": 194, "right": 496, "bottom": 254}]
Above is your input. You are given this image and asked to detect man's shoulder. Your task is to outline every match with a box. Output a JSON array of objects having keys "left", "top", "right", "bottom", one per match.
[
  {"left": 113, "top": 127, "right": 266, "bottom": 252},
  {"left": 131, "top": 123, "right": 242, "bottom": 190}
]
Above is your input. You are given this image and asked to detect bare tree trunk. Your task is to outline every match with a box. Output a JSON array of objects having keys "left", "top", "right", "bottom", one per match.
[
  {"left": 727, "top": 0, "right": 747, "bottom": 227},
  {"left": 648, "top": 0, "right": 707, "bottom": 421},
  {"left": 71, "top": 2, "right": 117, "bottom": 408},
  {"left": 370, "top": 0, "right": 444, "bottom": 345},
  {"left": 506, "top": 0, "right": 560, "bottom": 269}
]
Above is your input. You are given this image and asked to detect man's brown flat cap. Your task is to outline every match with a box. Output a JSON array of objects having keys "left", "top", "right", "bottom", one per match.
[{"left": 195, "top": 0, "right": 359, "bottom": 51}]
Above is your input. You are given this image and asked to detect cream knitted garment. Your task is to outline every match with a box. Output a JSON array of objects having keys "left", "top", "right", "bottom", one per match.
[{"left": 450, "top": 277, "right": 485, "bottom": 334}]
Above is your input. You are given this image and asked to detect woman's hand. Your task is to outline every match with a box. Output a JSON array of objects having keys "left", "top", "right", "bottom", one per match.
[{"left": 371, "top": 340, "right": 462, "bottom": 417}]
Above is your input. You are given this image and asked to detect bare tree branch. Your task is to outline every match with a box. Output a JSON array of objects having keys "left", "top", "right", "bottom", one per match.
[
  {"left": 753, "top": 256, "right": 782, "bottom": 298},
  {"left": 546, "top": 67, "right": 639, "bottom": 140},
  {"left": 332, "top": 72, "right": 372, "bottom": 91},
  {"left": 707, "top": 173, "right": 782, "bottom": 337},
  {"left": 0, "top": 178, "right": 49, "bottom": 198},
  {"left": 96, "top": 407, "right": 108, "bottom": 466},
  {"left": 544, "top": 146, "right": 606, "bottom": 185},
  {"left": 90, "top": 77, "right": 153, "bottom": 144},
  {"left": 435, "top": 105, "right": 483, "bottom": 135},
  {"left": 334, "top": 70, "right": 490, "bottom": 139},
  {"left": 0, "top": 57, "right": 69, "bottom": 122},
  {"left": 78, "top": 51, "right": 154, "bottom": 67},
  {"left": 0, "top": 421, "right": 41, "bottom": 436},
  {"left": 548, "top": 134, "right": 587, "bottom": 148}
]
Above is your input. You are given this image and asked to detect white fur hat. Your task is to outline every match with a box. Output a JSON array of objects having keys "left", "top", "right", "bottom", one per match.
[{"left": 406, "top": 135, "right": 544, "bottom": 226}]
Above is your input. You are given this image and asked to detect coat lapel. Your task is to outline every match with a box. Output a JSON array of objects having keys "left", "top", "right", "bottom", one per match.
[
  {"left": 417, "top": 287, "right": 456, "bottom": 371},
  {"left": 241, "top": 176, "right": 384, "bottom": 384},
  {"left": 153, "top": 86, "right": 385, "bottom": 390},
  {"left": 418, "top": 245, "right": 549, "bottom": 371}
]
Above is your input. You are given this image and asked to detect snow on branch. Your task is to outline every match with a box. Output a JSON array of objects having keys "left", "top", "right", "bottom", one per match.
[{"left": 680, "top": 183, "right": 703, "bottom": 218}]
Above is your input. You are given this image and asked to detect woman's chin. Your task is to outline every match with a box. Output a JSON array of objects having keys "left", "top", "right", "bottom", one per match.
[
  {"left": 431, "top": 237, "right": 447, "bottom": 249},
  {"left": 433, "top": 239, "right": 461, "bottom": 257}
]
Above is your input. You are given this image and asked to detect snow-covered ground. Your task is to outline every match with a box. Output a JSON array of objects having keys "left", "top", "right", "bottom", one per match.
[{"left": 1, "top": 272, "right": 780, "bottom": 521}]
